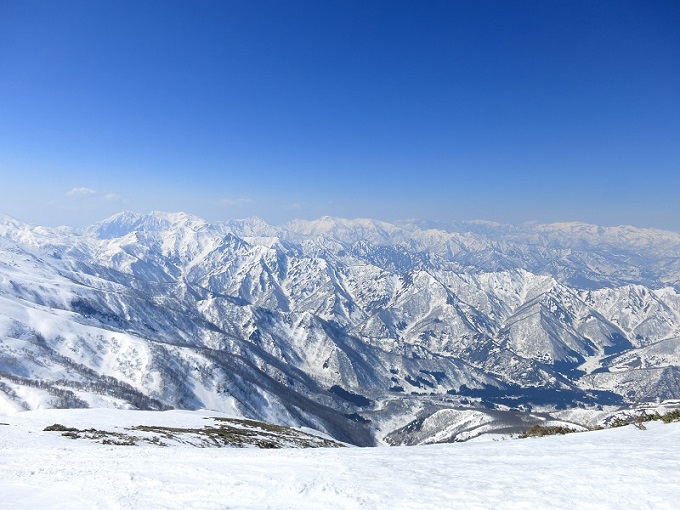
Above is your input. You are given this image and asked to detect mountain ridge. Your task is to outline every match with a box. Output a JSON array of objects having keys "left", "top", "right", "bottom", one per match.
[{"left": 1, "top": 211, "right": 679, "bottom": 445}]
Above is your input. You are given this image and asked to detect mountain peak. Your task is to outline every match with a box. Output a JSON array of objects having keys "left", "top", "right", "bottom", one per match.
[
  {"left": 88, "top": 211, "right": 209, "bottom": 239},
  {"left": 284, "top": 216, "right": 404, "bottom": 245},
  {"left": 0, "top": 213, "right": 30, "bottom": 231}
]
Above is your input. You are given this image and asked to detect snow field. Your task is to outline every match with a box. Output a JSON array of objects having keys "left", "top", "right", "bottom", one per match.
[{"left": 0, "top": 408, "right": 679, "bottom": 509}]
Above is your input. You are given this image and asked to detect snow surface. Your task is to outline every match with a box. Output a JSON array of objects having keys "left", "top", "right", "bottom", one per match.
[{"left": 0, "top": 408, "right": 679, "bottom": 509}]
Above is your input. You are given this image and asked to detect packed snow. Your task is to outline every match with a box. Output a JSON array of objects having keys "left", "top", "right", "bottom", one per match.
[{"left": 0, "top": 408, "right": 678, "bottom": 509}]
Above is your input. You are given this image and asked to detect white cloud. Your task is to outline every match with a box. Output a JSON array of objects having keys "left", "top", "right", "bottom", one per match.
[
  {"left": 287, "top": 202, "right": 304, "bottom": 211},
  {"left": 66, "top": 187, "right": 96, "bottom": 197},
  {"left": 220, "top": 198, "right": 252, "bottom": 207},
  {"left": 103, "top": 193, "right": 122, "bottom": 202}
]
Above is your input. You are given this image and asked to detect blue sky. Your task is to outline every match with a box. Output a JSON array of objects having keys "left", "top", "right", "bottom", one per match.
[{"left": 1, "top": 1, "right": 679, "bottom": 229}]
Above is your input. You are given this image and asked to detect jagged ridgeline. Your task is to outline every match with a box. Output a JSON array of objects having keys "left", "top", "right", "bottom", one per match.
[{"left": 1, "top": 211, "right": 680, "bottom": 445}]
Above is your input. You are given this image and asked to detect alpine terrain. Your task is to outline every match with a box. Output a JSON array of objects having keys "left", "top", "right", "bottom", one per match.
[{"left": 2, "top": 211, "right": 680, "bottom": 445}]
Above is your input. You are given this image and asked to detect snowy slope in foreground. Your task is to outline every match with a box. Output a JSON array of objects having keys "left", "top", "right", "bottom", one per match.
[{"left": 0, "top": 409, "right": 679, "bottom": 509}]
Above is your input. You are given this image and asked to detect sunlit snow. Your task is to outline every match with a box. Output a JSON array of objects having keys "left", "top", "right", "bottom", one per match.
[{"left": 0, "top": 408, "right": 678, "bottom": 509}]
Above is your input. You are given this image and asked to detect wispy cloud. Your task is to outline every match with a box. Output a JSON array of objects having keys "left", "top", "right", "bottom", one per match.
[
  {"left": 66, "top": 187, "right": 96, "bottom": 197},
  {"left": 64, "top": 188, "right": 125, "bottom": 205},
  {"left": 287, "top": 202, "right": 304, "bottom": 211},
  {"left": 220, "top": 197, "right": 252, "bottom": 207}
]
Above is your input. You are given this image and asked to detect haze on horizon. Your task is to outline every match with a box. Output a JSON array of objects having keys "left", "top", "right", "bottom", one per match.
[{"left": 1, "top": 1, "right": 678, "bottom": 231}]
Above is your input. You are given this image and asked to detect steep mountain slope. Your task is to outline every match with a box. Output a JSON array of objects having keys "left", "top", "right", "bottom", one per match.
[{"left": 1, "top": 211, "right": 680, "bottom": 445}]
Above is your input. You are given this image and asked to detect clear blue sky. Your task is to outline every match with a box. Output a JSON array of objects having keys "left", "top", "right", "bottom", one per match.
[{"left": 1, "top": 1, "right": 679, "bottom": 229}]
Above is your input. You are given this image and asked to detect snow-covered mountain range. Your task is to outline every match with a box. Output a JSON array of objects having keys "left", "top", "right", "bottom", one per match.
[{"left": 1, "top": 211, "right": 680, "bottom": 445}]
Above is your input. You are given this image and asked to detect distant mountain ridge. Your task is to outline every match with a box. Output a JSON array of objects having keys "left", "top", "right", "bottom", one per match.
[{"left": 1, "top": 211, "right": 679, "bottom": 445}]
